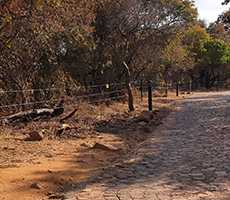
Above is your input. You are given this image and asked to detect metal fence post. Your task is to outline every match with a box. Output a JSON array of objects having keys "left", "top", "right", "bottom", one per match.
[
  {"left": 176, "top": 82, "right": 179, "bottom": 97},
  {"left": 148, "top": 80, "right": 152, "bottom": 111},
  {"left": 141, "top": 80, "right": 143, "bottom": 101}
]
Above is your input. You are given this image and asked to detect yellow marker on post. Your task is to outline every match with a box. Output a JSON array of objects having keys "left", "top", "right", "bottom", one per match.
[{"left": 106, "top": 84, "right": 109, "bottom": 89}]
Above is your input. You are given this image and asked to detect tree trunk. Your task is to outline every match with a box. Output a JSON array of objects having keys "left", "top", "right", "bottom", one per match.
[{"left": 123, "top": 61, "right": 134, "bottom": 111}]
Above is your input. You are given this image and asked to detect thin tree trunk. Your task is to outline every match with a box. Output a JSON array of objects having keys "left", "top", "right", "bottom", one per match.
[{"left": 123, "top": 61, "right": 134, "bottom": 111}]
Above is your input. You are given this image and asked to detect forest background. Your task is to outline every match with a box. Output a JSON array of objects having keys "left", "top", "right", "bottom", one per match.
[{"left": 1, "top": 0, "right": 230, "bottom": 113}]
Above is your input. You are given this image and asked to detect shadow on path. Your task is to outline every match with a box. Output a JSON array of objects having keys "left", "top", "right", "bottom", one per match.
[{"left": 65, "top": 91, "right": 230, "bottom": 199}]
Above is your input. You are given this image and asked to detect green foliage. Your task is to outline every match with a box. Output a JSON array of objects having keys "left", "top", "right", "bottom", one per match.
[
  {"left": 184, "top": 25, "right": 210, "bottom": 61},
  {"left": 203, "top": 38, "right": 230, "bottom": 65},
  {"left": 182, "top": 23, "right": 230, "bottom": 89},
  {"left": 191, "top": 38, "right": 230, "bottom": 89}
]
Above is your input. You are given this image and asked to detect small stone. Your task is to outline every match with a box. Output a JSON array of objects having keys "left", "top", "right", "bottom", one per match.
[
  {"left": 92, "top": 142, "right": 121, "bottom": 151},
  {"left": 46, "top": 191, "right": 53, "bottom": 196},
  {"left": 30, "top": 181, "right": 46, "bottom": 189},
  {"left": 80, "top": 143, "right": 89, "bottom": 147},
  {"left": 138, "top": 122, "right": 147, "bottom": 126},
  {"left": 149, "top": 119, "right": 157, "bottom": 126},
  {"left": 32, "top": 161, "right": 41, "bottom": 165},
  {"left": 28, "top": 131, "right": 44, "bottom": 141}
]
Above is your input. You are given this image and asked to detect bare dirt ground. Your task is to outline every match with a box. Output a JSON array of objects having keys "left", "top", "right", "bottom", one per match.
[{"left": 0, "top": 92, "right": 191, "bottom": 200}]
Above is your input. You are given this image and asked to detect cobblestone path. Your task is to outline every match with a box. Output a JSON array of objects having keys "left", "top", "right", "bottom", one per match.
[{"left": 65, "top": 92, "right": 230, "bottom": 200}]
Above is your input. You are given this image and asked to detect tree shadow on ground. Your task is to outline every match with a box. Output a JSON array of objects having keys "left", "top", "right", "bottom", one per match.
[
  {"left": 8, "top": 92, "right": 230, "bottom": 199},
  {"left": 61, "top": 91, "right": 230, "bottom": 199}
]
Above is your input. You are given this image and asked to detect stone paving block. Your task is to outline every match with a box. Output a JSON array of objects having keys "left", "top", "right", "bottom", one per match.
[
  {"left": 129, "top": 190, "right": 145, "bottom": 197},
  {"left": 186, "top": 197, "right": 200, "bottom": 200},
  {"left": 103, "top": 193, "right": 117, "bottom": 197},
  {"left": 171, "top": 196, "right": 187, "bottom": 200},
  {"left": 65, "top": 92, "right": 230, "bottom": 200},
  {"left": 104, "top": 197, "right": 118, "bottom": 200},
  {"left": 156, "top": 193, "right": 171, "bottom": 200},
  {"left": 94, "top": 198, "right": 106, "bottom": 200},
  {"left": 116, "top": 195, "right": 133, "bottom": 200}
]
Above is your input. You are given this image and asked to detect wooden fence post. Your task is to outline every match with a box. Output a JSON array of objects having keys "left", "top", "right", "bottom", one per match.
[{"left": 176, "top": 82, "right": 179, "bottom": 97}]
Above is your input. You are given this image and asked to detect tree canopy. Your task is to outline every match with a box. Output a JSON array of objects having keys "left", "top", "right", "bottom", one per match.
[
  {"left": 222, "top": 0, "right": 230, "bottom": 5},
  {"left": 2, "top": 0, "right": 230, "bottom": 112}
]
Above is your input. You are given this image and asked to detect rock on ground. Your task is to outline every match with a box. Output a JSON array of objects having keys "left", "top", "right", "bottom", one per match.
[{"left": 28, "top": 131, "right": 44, "bottom": 141}]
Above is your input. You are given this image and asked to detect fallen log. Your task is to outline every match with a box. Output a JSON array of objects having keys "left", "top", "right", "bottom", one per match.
[
  {"left": 2, "top": 99, "right": 65, "bottom": 123},
  {"left": 5, "top": 109, "right": 54, "bottom": 122},
  {"left": 3, "top": 109, "right": 59, "bottom": 123}
]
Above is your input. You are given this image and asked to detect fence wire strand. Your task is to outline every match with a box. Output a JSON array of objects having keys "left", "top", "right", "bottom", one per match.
[
  {"left": 0, "top": 94, "right": 126, "bottom": 119},
  {"left": 0, "top": 89, "right": 126, "bottom": 110},
  {"left": 0, "top": 81, "right": 127, "bottom": 119},
  {"left": 0, "top": 82, "right": 126, "bottom": 94},
  {"left": 2, "top": 79, "right": 221, "bottom": 120}
]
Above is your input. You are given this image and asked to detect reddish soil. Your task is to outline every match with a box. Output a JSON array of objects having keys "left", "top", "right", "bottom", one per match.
[{"left": 0, "top": 92, "right": 191, "bottom": 200}]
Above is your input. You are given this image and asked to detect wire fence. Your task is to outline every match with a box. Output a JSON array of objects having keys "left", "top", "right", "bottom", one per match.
[
  {"left": 133, "top": 81, "right": 192, "bottom": 99},
  {"left": 0, "top": 82, "right": 127, "bottom": 119},
  {"left": 134, "top": 80, "right": 230, "bottom": 95},
  {"left": 1, "top": 79, "right": 230, "bottom": 120}
]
